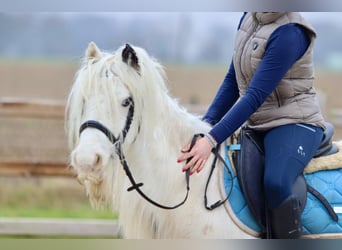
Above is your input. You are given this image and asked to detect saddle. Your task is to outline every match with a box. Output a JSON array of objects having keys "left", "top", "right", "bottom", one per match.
[
  {"left": 231, "top": 122, "right": 339, "bottom": 233},
  {"left": 314, "top": 122, "right": 339, "bottom": 158}
]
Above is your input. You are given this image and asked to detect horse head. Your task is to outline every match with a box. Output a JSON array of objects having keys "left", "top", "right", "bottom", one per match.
[{"left": 65, "top": 42, "right": 155, "bottom": 207}]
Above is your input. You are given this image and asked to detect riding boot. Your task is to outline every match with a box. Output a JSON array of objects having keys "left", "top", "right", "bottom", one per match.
[{"left": 269, "top": 195, "right": 302, "bottom": 239}]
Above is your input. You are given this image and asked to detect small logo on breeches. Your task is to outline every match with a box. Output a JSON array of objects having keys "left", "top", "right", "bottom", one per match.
[{"left": 297, "top": 146, "right": 306, "bottom": 157}]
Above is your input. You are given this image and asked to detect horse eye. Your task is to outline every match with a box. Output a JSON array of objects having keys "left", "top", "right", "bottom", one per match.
[{"left": 121, "top": 98, "right": 131, "bottom": 107}]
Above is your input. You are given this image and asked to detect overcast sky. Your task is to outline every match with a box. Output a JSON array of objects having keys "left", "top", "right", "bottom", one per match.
[
  {"left": 3, "top": 0, "right": 342, "bottom": 11},
  {"left": 2, "top": 11, "right": 342, "bottom": 66},
  {"left": 52, "top": 12, "right": 342, "bottom": 26}
]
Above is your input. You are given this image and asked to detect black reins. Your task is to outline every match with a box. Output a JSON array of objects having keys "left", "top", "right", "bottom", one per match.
[
  {"left": 117, "top": 141, "right": 191, "bottom": 210},
  {"left": 191, "top": 134, "right": 233, "bottom": 210}
]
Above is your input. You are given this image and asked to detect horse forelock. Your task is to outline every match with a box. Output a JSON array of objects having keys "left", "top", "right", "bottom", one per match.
[{"left": 66, "top": 53, "right": 127, "bottom": 147}]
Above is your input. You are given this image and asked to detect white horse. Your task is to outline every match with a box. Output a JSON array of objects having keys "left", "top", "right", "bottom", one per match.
[{"left": 65, "top": 42, "right": 253, "bottom": 239}]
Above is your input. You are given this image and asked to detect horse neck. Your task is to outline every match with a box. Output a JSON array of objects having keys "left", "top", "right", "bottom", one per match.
[
  {"left": 124, "top": 94, "right": 207, "bottom": 178},
  {"left": 139, "top": 95, "right": 204, "bottom": 150}
]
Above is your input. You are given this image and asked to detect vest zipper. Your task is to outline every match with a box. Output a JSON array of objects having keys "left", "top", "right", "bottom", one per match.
[
  {"left": 253, "top": 22, "right": 262, "bottom": 36},
  {"left": 274, "top": 88, "right": 281, "bottom": 107}
]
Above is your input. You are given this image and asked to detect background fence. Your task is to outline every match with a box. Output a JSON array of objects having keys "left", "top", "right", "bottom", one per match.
[
  {"left": 0, "top": 97, "right": 121, "bottom": 238},
  {"left": 0, "top": 97, "right": 70, "bottom": 177}
]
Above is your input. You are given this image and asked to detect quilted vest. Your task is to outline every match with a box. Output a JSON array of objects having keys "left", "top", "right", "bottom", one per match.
[{"left": 233, "top": 12, "right": 326, "bottom": 130}]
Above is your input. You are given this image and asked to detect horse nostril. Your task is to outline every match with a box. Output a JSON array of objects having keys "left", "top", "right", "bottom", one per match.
[
  {"left": 71, "top": 148, "right": 105, "bottom": 172},
  {"left": 94, "top": 153, "right": 102, "bottom": 166}
]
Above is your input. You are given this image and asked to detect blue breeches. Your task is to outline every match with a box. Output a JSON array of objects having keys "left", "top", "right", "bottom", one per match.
[{"left": 263, "top": 123, "right": 323, "bottom": 209}]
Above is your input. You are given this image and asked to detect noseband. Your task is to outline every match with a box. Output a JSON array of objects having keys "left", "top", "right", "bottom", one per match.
[
  {"left": 79, "top": 97, "right": 134, "bottom": 144},
  {"left": 78, "top": 97, "right": 191, "bottom": 210}
]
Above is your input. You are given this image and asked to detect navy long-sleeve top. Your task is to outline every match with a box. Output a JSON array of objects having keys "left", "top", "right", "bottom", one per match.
[{"left": 203, "top": 21, "right": 310, "bottom": 144}]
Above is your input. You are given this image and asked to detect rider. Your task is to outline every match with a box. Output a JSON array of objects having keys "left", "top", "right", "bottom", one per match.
[{"left": 177, "top": 12, "right": 326, "bottom": 238}]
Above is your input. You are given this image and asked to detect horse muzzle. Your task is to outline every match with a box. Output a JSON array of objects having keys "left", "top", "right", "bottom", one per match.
[{"left": 71, "top": 147, "right": 109, "bottom": 186}]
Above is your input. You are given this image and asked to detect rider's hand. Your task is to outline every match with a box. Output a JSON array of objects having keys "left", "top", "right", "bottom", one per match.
[{"left": 177, "top": 135, "right": 216, "bottom": 175}]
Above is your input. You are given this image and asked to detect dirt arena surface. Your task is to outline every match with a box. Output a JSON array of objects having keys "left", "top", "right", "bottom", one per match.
[{"left": 1, "top": 60, "right": 341, "bottom": 165}]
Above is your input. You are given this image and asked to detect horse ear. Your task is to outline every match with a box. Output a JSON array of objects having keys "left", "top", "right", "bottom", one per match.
[
  {"left": 86, "top": 41, "right": 101, "bottom": 61},
  {"left": 122, "top": 44, "right": 140, "bottom": 73}
]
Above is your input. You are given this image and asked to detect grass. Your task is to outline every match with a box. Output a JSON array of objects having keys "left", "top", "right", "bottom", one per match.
[
  {"left": 0, "top": 206, "right": 114, "bottom": 219},
  {"left": 0, "top": 177, "right": 116, "bottom": 219}
]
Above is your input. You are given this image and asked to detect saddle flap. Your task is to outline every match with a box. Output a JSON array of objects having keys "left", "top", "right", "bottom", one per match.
[{"left": 233, "top": 127, "right": 266, "bottom": 227}]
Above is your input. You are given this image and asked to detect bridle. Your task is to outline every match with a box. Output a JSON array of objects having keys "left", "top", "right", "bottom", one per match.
[
  {"left": 78, "top": 96, "right": 233, "bottom": 210},
  {"left": 79, "top": 96, "right": 190, "bottom": 209},
  {"left": 79, "top": 97, "right": 134, "bottom": 145}
]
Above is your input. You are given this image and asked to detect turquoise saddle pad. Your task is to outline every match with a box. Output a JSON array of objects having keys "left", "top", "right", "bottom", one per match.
[{"left": 223, "top": 145, "right": 342, "bottom": 235}]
